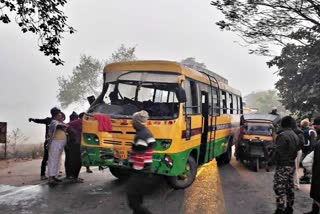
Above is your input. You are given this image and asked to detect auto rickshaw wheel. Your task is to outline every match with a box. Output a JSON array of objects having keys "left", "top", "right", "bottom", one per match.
[{"left": 253, "top": 158, "right": 260, "bottom": 172}]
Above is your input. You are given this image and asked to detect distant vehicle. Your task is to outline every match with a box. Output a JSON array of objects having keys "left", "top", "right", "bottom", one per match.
[
  {"left": 236, "top": 113, "right": 280, "bottom": 172},
  {"left": 81, "top": 60, "right": 243, "bottom": 189}
]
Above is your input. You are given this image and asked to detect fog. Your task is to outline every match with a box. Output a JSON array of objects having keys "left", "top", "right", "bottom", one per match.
[{"left": 0, "top": 0, "right": 278, "bottom": 143}]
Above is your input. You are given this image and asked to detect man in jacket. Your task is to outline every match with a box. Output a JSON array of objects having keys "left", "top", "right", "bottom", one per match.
[
  {"left": 272, "top": 116, "right": 300, "bottom": 214},
  {"left": 29, "top": 107, "right": 61, "bottom": 180},
  {"left": 66, "top": 112, "right": 84, "bottom": 182},
  {"left": 126, "top": 110, "right": 156, "bottom": 214}
]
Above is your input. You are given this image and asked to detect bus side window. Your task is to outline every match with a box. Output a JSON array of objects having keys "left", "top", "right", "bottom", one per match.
[
  {"left": 190, "top": 81, "right": 200, "bottom": 114},
  {"left": 229, "top": 93, "right": 233, "bottom": 114},
  {"left": 184, "top": 79, "right": 200, "bottom": 114},
  {"left": 239, "top": 97, "right": 243, "bottom": 114},
  {"left": 211, "top": 89, "right": 219, "bottom": 115},
  {"left": 220, "top": 91, "right": 227, "bottom": 114},
  {"left": 233, "top": 94, "right": 238, "bottom": 114}
]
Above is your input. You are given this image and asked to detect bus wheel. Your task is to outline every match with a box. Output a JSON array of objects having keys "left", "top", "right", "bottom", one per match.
[
  {"left": 166, "top": 156, "right": 197, "bottom": 189},
  {"left": 216, "top": 145, "right": 232, "bottom": 165},
  {"left": 109, "top": 167, "right": 130, "bottom": 180}
]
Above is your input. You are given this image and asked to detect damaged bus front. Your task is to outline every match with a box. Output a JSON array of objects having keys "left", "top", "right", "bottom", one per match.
[
  {"left": 81, "top": 60, "right": 242, "bottom": 189},
  {"left": 81, "top": 62, "right": 190, "bottom": 188}
]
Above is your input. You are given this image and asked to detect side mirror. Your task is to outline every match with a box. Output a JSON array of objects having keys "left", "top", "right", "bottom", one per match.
[{"left": 176, "top": 86, "right": 186, "bottom": 103}]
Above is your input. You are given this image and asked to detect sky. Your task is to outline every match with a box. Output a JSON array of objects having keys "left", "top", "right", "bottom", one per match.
[{"left": 0, "top": 0, "right": 279, "bottom": 143}]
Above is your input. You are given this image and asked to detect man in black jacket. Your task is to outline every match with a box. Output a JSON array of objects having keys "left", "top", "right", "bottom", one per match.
[
  {"left": 29, "top": 107, "right": 61, "bottom": 180},
  {"left": 272, "top": 116, "right": 300, "bottom": 214}
]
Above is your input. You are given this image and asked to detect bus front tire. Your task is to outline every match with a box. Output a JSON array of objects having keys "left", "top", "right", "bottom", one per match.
[
  {"left": 109, "top": 167, "right": 130, "bottom": 180},
  {"left": 166, "top": 156, "right": 197, "bottom": 189}
]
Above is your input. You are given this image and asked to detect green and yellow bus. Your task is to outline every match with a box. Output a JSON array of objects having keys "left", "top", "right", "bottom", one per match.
[{"left": 81, "top": 60, "right": 242, "bottom": 189}]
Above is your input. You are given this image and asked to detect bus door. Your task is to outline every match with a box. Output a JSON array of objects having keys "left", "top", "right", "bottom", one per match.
[{"left": 199, "top": 91, "right": 209, "bottom": 164}]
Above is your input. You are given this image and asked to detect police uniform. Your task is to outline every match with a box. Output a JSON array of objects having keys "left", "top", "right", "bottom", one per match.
[{"left": 273, "top": 127, "right": 299, "bottom": 213}]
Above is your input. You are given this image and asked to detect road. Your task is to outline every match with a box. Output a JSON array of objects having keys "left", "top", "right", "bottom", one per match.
[{"left": 0, "top": 157, "right": 312, "bottom": 214}]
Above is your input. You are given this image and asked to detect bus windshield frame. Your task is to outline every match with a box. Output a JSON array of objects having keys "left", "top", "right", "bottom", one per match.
[{"left": 89, "top": 71, "right": 181, "bottom": 119}]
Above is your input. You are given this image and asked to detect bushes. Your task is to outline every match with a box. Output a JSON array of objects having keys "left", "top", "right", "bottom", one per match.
[{"left": 0, "top": 143, "right": 44, "bottom": 160}]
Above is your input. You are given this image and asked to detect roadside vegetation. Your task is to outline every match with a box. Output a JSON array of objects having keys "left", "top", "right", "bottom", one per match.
[{"left": 0, "top": 128, "right": 43, "bottom": 160}]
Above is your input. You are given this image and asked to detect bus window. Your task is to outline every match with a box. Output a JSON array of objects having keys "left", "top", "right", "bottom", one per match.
[
  {"left": 154, "top": 90, "right": 168, "bottom": 102},
  {"left": 137, "top": 86, "right": 154, "bottom": 102},
  {"left": 190, "top": 81, "right": 200, "bottom": 114},
  {"left": 208, "top": 88, "right": 219, "bottom": 115},
  {"left": 118, "top": 82, "right": 136, "bottom": 100},
  {"left": 228, "top": 93, "right": 233, "bottom": 114},
  {"left": 233, "top": 94, "right": 238, "bottom": 114},
  {"left": 184, "top": 79, "right": 200, "bottom": 114},
  {"left": 213, "top": 89, "right": 219, "bottom": 115},
  {"left": 200, "top": 83, "right": 209, "bottom": 113},
  {"left": 239, "top": 97, "right": 243, "bottom": 114},
  {"left": 167, "top": 91, "right": 178, "bottom": 103},
  {"left": 220, "top": 91, "right": 227, "bottom": 114}
]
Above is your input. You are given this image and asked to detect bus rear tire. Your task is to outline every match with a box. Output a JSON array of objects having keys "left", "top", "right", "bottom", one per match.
[
  {"left": 109, "top": 167, "right": 130, "bottom": 180},
  {"left": 216, "top": 145, "right": 232, "bottom": 165},
  {"left": 166, "top": 156, "right": 197, "bottom": 189}
]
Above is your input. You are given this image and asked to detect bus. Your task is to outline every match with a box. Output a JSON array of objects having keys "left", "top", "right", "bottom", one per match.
[{"left": 81, "top": 60, "right": 243, "bottom": 189}]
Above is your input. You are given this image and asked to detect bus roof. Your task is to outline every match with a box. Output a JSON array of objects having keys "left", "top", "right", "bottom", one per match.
[{"left": 104, "top": 60, "right": 241, "bottom": 96}]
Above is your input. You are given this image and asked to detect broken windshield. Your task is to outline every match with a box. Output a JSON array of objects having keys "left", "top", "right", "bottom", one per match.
[{"left": 89, "top": 79, "right": 180, "bottom": 119}]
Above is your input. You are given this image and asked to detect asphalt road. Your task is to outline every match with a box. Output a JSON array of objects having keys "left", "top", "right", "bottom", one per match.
[{"left": 0, "top": 157, "right": 312, "bottom": 214}]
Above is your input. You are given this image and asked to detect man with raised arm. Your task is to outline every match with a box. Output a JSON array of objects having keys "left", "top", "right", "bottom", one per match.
[{"left": 29, "top": 107, "right": 61, "bottom": 180}]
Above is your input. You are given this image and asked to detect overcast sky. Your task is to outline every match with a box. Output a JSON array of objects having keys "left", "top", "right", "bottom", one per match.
[{"left": 0, "top": 0, "right": 279, "bottom": 143}]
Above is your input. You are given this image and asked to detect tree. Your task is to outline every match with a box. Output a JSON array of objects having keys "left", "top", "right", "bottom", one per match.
[
  {"left": 267, "top": 41, "right": 320, "bottom": 116},
  {"left": 181, "top": 57, "right": 207, "bottom": 70},
  {"left": 57, "top": 44, "right": 137, "bottom": 108},
  {"left": 0, "top": 0, "right": 75, "bottom": 65},
  {"left": 211, "top": 0, "right": 320, "bottom": 116},
  {"left": 7, "top": 128, "right": 29, "bottom": 158},
  {"left": 244, "top": 90, "right": 288, "bottom": 115},
  {"left": 211, "top": 0, "right": 320, "bottom": 55}
]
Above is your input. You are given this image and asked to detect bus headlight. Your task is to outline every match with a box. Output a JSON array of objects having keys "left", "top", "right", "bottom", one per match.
[{"left": 83, "top": 133, "right": 100, "bottom": 145}]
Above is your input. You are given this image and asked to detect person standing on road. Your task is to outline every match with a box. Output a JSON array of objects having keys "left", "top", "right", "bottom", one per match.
[
  {"left": 65, "top": 111, "right": 79, "bottom": 179},
  {"left": 47, "top": 111, "right": 68, "bottom": 186},
  {"left": 28, "top": 107, "right": 61, "bottom": 180},
  {"left": 304, "top": 117, "right": 320, "bottom": 214},
  {"left": 66, "top": 112, "right": 85, "bottom": 183},
  {"left": 126, "top": 110, "right": 156, "bottom": 214},
  {"left": 300, "top": 119, "right": 317, "bottom": 184},
  {"left": 290, "top": 118, "right": 305, "bottom": 189},
  {"left": 271, "top": 116, "right": 300, "bottom": 214}
]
